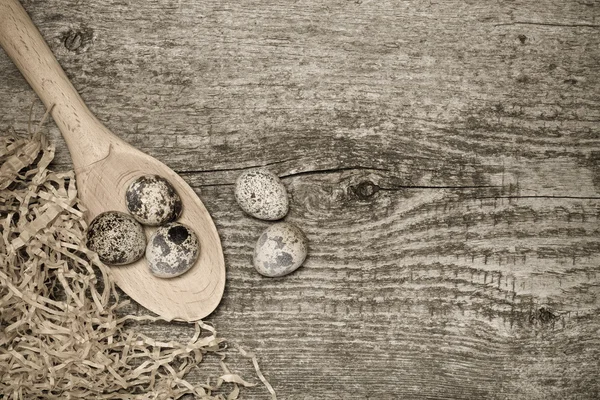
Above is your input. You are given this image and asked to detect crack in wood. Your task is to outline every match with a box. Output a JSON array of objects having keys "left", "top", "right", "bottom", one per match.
[
  {"left": 477, "top": 195, "right": 600, "bottom": 200},
  {"left": 177, "top": 157, "right": 300, "bottom": 175},
  {"left": 280, "top": 166, "right": 391, "bottom": 179},
  {"left": 380, "top": 185, "right": 502, "bottom": 190},
  {"left": 495, "top": 21, "right": 600, "bottom": 28}
]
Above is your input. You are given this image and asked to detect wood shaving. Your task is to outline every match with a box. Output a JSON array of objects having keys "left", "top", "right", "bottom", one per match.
[{"left": 0, "top": 113, "right": 275, "bottom": 400}]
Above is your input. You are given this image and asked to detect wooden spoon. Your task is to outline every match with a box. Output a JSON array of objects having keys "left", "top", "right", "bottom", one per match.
[{"left": 0, "top": 0, "right": 226, "bottom": 321}]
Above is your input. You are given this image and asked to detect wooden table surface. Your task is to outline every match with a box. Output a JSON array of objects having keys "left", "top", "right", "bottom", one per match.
[{"left": 2, "top": 0, "right": 600, "bottom": 398}]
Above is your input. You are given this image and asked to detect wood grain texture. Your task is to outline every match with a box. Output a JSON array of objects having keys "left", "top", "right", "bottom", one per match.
[{"left": 1, "top": 0, "right": 599, "bottom": 398}]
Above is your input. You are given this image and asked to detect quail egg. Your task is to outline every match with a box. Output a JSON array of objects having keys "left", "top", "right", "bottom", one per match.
[
  {"left": 126, "top": 175, "right": 182, "bottom": 226},
  {"left": 146, "top": 222, "right": 200, "bottom": 278},
  {"left": 234, "top": 169, "right": 288, "bottom": 220},
  {"left": 253, "top": 222, "right": 308, "bottom": 277},
  {"left": 86, "top": 211, "right": 146, "bottom": 265}
]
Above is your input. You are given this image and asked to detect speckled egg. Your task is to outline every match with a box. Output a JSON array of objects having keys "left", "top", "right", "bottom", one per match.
[
  {"left": 234, "top": 169, "right": 288, "bottom": 220},
  {"left": 253, "top": 222, "right": 308, "bottom": 277},
  {"left": 86, "top": 211, "right": 146, "bottom": 265},
  {"left": 125, "top": 175, "right": 182, "bottom": 226},
  {"left": 146, "top": 222, "right": 200, "bottom": 278}
]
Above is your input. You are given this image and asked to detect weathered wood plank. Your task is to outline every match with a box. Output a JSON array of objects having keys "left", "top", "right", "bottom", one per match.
[{"left": 1, "top": 0, "right": 599, "bottom": 398}]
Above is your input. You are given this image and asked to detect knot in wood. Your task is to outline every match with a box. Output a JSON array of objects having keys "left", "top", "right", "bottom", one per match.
[
  {"left": 529, "top": 307, "right": 557, "bottom": 325},
  {"left": 351, "top": 180, "right": 380, "bottom": 200},
  {"left": 63, "top": 28, "right": 93, "bottom": 53}
]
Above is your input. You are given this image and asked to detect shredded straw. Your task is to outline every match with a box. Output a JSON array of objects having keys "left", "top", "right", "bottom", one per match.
[{"left": 0, "top": 108, "right": 276, "bottom": 400}]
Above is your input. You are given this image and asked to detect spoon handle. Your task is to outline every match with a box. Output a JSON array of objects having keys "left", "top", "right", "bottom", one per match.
[{"left": 0, "top": 0, "right": 116, "bottom": 166}]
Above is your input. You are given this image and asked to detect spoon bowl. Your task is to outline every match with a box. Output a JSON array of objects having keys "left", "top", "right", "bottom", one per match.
[
  {"left": 0, "top": 0, "right": 225, "bottom": 321},
  {"left": 78, "top": 141, "right": 225, "bottom": 321}
]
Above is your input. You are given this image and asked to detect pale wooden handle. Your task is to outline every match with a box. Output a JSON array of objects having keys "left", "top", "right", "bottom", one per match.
[{"left": 0, "top": 0, "right": 116, "bottom": 165}]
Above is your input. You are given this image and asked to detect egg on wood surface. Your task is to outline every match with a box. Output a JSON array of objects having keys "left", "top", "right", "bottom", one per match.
[
  {"left": 234, "top": 169, "right": 289, "bottom": 221},
  {"left": 253, "top": 222, "right": 308, "bottom": 277}
]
